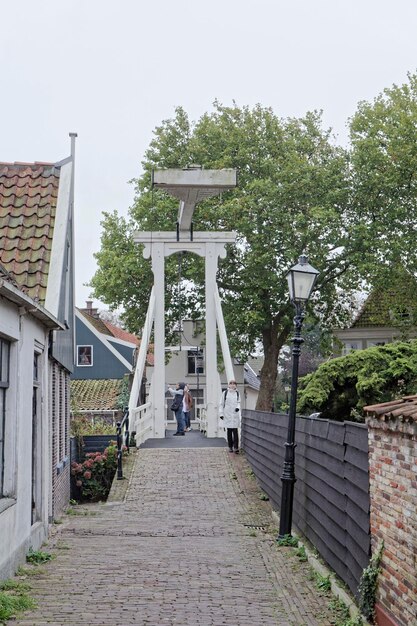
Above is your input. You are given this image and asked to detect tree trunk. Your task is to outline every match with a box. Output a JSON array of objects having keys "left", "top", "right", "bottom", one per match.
[{"left": 256, "top": 322, "right": 292, "bottom": 411}]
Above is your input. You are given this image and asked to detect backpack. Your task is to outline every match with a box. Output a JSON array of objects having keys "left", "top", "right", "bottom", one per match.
[{"left": 222, "top": 388, "right": 240, "bottom": 406}]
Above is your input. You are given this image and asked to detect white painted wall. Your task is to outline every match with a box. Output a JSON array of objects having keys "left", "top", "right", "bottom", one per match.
[{"left": 0, "top": 299, "right": 50, "bottom": 580}]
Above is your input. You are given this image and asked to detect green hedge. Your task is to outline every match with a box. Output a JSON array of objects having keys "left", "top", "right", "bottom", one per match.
[{"left": 297, "top": 340, "right": 417, "bottom": 421}]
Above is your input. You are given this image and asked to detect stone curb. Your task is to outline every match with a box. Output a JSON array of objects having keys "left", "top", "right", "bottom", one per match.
[{"left": 106, "top": 448, "right": 138, "bottom": 503}]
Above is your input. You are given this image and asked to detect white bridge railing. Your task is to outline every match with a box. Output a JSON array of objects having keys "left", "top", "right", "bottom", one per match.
[
  {"left": 195, "top": 406, "right": 208, "bottom": 435},
  {"left": 131, "top": 402, "right": 153, "bottom": 446}
]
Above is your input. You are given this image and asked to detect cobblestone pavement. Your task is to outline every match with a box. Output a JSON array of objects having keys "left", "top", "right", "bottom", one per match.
[{"left": 12, "top": 448, "right": 336, "bottom": 625}]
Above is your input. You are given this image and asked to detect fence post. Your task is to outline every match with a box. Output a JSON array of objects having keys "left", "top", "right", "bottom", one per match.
[{"left": 116, "top": 421, "right": 123, "bottom": 480}]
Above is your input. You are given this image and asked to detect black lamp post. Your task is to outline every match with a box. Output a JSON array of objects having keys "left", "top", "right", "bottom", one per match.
[
  {"left": 278, "top": 254, "right": 319, "bottom": 539},
  {"left": 196, "top": 348, "right": 204, "bottom": 419}
]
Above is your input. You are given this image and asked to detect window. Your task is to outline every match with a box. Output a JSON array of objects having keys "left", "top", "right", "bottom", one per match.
[
  {"left": 0, "top": 339, "right": 10, "bottom": 497},
  {"left": 77, "top": 345, "right": 93, "bottom": 366},
  {"left": 367, "top": 340, "right": 387, "bottom": 348},
  {"left": 342, "top": 341, "right": 362, "bottom": 356},
  {"left": 188, "top": 349, "right": 204, "bottom": 375}
]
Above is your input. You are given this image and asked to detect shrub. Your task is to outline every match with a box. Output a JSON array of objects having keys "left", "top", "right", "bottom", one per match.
[
  {"left": 70, "top": 443, "right": 119, "bottom": 501},
  {"left": 70, "top": 415, "right": 116, "bottom": 437},
  {"left": 297, "top": 340, "right": 417, "bottom": 421}
]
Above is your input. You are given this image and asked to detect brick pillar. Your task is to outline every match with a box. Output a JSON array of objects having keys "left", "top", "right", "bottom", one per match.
[{"left": 365, "top": 401, "right": 417, "bottom": 626}]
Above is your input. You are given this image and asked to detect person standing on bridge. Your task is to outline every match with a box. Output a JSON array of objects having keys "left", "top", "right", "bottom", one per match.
[
  {"left": 219, "top": 380, "right": 241, "bottom": 453},
  {"left": 168, "top": 382, "right": 186, "bottom": 436},
  {"left": 183, "top": 384, "right": 193, "bottom": 431}
]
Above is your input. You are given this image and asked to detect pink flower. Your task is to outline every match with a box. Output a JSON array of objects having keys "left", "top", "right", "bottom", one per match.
[
  {"left": 84, "top": 470, "right": 92, "bottom": 480},
  {"left": 76, "top": 480, "right": 82, "bottom": 487},
  {"left": 84, "top": 459, "right": 94, "bottom": 468},
  {"left": 71, "top": 463, "right": 82, "bottom": 475}
]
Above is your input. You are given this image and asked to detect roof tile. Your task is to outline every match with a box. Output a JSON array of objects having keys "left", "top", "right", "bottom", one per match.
[
  {"left": 0, "top": 162, "right": 60, "bottom": 303},
  {"left": 364, "top": 395, "right": 417, "bottom": 424},
  {"left": 70, "top": 379, "right": 126, "bottom": 411}
]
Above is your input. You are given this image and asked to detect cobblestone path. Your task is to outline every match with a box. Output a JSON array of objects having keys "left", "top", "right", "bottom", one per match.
[{"left": 12, "top": 448, "right": 335, "bottom": 625}]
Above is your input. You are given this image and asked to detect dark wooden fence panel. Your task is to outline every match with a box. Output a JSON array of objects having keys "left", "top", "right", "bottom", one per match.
[{"left": 241, "top": 411, "right": 370, "bottom": 598}]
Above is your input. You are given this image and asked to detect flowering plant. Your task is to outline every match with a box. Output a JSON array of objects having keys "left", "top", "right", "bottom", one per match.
[{"left": 70, "top": 443, "right": 120, "bottom": 501}]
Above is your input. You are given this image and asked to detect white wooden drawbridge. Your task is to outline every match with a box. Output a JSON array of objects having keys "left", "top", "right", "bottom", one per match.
[{"left": 128, "top": 167, "right": 238, "bottom": 445}]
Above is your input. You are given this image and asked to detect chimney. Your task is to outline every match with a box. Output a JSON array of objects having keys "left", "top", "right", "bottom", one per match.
[{"left": 82, "top": 300, "right": 99, "bottom": 319}]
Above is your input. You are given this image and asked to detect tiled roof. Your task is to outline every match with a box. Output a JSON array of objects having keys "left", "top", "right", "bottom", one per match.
[
  {"left": 70, "top": 378, "right": 126, "bottom": 411},
  {"left": 103, "top": 320, "right": 140, "bottom": 345},
  {"left": 78, "top": 309, "right": 113, "bottom": 336},
  {"left": 0, "top": 162, "right": 60, "bottom": 303},
  {"left": 244, "top": 363, "right": 261, "bottom": 390},
  {"left": 364, "top": 395, "right": 417, "bottom": 423},
  {"left": 352, "top": 272, "right": 417, "bottom": 328}
]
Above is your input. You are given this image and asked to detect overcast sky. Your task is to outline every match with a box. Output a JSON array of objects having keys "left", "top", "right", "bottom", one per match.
[{"left": 2, "top": 0, "right": 417, "bottom": 311}]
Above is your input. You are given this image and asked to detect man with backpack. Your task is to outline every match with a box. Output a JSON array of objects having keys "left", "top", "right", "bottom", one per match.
[
  {"left": 168, "top": 382, "right": 186, "bottom": 436},
  {"left": 219, "top": 379, "right": 241, "bottom": 453}
]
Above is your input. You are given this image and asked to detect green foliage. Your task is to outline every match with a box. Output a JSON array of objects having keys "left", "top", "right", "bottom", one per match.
[
  {"left": 116, "top": 376, "right": 130, "bottom": 411},
  {"left": 90, "top": 103, "right": 363, "bottom": 410},
  {"left": 328, "top": 598, "right": 364, "bottom": 626},
  {"left": 276, "top": 534, "right": 299, "bottom": 547},
  {"left": 328, "top": 598, "right": 350, "bottom": 624},
  {"left": 350, "top": 73, "right": 417, "bottom": 279},
  {"left": 91, "top": 76, "right": 417, "bottom": 410},
  {"left": 298, "top": 340, "right": 417, "bottom": 421},
  {"left": 70, "top": 444, "right": 119, "bottom": 501},
  {"left": 70, "top": 415, "right": 116, "bottom": 437},
  {"left": 358, "top": 542, "right": 384, "bottom": 623},
  {"left": 315, "top": 573, "right": 331, "bottom": 592},
  {"left": 293, "top": 545, "right": 308, "bottom": 562},
  {"left": 26, "top": 549, "right": 53, "bottom": 565},
  {"left": 0, "top": 580, "right": 36, "bottom": 624}
]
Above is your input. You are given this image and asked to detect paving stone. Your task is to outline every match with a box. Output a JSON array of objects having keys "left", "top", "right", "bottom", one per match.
[{"left": 12, "top": 447, "right": 337, "bottom": 625}]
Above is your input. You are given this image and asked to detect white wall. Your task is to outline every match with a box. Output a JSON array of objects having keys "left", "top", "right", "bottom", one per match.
[{"left": 0, "top": 299, "right": 50, "bottom": 580}]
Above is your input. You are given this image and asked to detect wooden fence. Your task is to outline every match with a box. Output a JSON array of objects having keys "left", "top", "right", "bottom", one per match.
[{"left": 241, "top": 410, "right": 370, "bottom": 597}]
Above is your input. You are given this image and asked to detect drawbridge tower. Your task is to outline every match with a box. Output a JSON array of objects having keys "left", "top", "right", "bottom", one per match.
[{"left": 129, "top": 167, "right": 237, "bottom": 444}]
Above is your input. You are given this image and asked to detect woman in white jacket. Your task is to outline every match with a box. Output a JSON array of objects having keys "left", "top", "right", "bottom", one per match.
[{"left": 219, "top": 380, "right": 241, "bottom": 453}]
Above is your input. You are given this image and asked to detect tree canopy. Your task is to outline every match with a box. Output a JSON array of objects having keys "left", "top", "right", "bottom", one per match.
[{"left": 90, "top": 77, "right": 417, "bottom": 410}]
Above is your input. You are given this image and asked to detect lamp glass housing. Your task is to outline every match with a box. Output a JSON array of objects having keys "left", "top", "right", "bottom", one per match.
[{"left": 286, "top": 256, "right": 319, "bottom": 303}]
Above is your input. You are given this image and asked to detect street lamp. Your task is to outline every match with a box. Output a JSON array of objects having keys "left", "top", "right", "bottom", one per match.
[{"left": 278, "top": 254, "right": 319, "bottom": 539}]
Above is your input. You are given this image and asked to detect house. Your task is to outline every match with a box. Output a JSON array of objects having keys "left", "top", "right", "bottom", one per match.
[
  {"left": 71, "top": 302, "right": 150, "bottom": 420},
  {"left": 73, "top": 302, "right": 139, "bottom": 380},
  {"left": 334, "top": 275, "right": 417, "bottom": 356},
  {"left": 0, "top": 140, "right": 76, "bottom": 579},
  {"left": 156, "top": 319, "right": 260, "bottom": 424}
]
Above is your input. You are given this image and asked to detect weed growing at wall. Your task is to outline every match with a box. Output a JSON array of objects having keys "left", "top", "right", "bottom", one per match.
[
  {"left": 26, "top": 549, "right": 53, "bottom": 565},
  {"left": 0, "top": 580, "right": 36, "bottom": 624},
  {"left": 358, "top": 541, "right": 384, "bottom": 623}
]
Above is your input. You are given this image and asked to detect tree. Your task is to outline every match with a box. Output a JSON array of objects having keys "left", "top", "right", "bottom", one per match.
[
  {"left": 90, "top": 102, "right": 389, "bottom": 410},
  {"left": 297, "top": 340, "right": 417, "bottom": 421},
  {"left": 349, "top": 72, "right": 417, "bottom": 282}
]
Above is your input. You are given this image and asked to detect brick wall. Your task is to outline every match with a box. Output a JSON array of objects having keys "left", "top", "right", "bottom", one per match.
[{"left": 367, "top": 414, "right": 417, "bottom": 626}]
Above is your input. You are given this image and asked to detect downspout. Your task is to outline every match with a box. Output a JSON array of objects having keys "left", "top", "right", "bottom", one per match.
[{"left": 69, "top": 132, "right": 77, "bottom": 369}]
